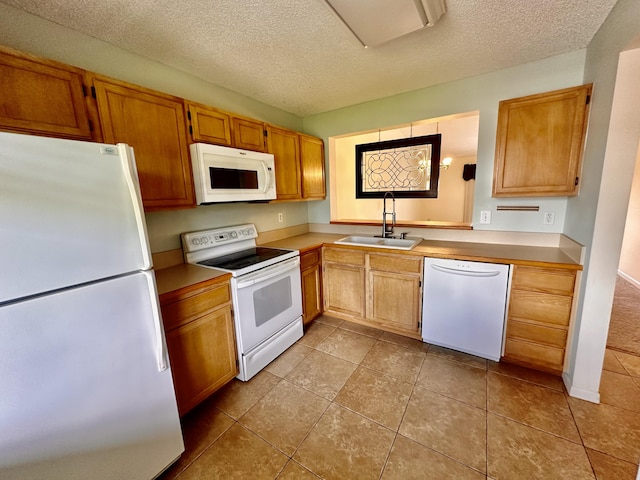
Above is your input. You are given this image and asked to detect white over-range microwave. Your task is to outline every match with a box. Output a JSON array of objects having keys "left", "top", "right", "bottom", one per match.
[{"left": 190, "top": 143, "right": 276, "bottom": 203}]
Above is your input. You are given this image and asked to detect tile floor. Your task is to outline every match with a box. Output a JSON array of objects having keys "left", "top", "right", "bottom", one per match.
[{"left": 159, "top": 316, "right": 640, "bottom": 480}]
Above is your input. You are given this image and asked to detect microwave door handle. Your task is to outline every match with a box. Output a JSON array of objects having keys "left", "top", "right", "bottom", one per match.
[{"left": 262, "top": 161, "right": 272, "bottom": 193}]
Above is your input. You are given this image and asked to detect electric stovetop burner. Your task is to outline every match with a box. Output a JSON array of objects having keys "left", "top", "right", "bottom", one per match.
[{"left": 197, "top": 247, "right": 292, "bottom": 271}]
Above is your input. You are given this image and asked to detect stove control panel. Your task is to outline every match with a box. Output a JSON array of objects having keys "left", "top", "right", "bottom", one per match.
[{"left": 181, "top": 224, "right": 257, "bottom": 253}]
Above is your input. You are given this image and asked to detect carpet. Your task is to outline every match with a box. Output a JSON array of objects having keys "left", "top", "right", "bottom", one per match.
[{"left": 606, "top": 276, "right": 640, "bottom": 356}]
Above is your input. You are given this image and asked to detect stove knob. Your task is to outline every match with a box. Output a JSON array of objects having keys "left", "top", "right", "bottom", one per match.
[
  {"left": 231, "top": 231, "right": 238, "bottom": 238},
  {"left": 248, "top": 227, "right": 255, "bottom": 235}
]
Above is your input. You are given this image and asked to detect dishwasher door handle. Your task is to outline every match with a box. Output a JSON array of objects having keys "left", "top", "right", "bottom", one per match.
[{"left": 430, "top": 263, "right": 502, "bottom": 278}]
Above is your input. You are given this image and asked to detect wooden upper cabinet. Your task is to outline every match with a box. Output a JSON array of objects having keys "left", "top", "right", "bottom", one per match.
[
  {"left": 492, "top": 84, "right": 592, "bottom": 197},
  {"left": 186, "top": 101, "right": 232, "bottom": 146},
  {"left": 267, "top": 125, "right": 302, "bottom": 200},
  {"left": 0, "top": 46, "right": 93, "bottom": 140},
  {"left": 232, "top": 116, "right": 267, "bottom": 152},
  {"left": 299, "top": 133, "right": 326, "bottom": 199},
  {"left": 89, "top": 75, "right": 195, "bottom": 211}
]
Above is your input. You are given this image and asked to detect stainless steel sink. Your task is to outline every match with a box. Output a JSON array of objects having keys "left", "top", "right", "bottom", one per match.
[{"left": 334, "top": 235, "right": 421, "bottom": 250}]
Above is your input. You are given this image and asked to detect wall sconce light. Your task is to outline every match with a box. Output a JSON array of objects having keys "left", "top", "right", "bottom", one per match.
[{"left": 440, "top": 156, "right": 453, "bottom": 170}]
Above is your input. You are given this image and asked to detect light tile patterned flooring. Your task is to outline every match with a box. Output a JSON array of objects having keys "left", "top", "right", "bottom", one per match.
[{"left": 159, "top": 315, "right": 640, "bottom": 480}]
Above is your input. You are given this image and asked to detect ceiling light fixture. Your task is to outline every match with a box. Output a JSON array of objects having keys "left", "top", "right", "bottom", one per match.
[{"left": 325, "top": 0, "right": 446, "bottom": 48}]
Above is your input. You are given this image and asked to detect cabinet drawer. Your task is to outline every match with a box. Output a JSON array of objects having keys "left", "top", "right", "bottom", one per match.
[
  {"left": 323, "top": 247, "right": 365, "bottom": 266},
  {"left": 301, "top": 248, "right": 321, "bottom": 270},
  {"left": 504, "top": 338, "right": 565, "bottom": 372},
  {"left": 506, "top": 319, "right": 567, "bottom": 348},
  {"left": 369, "top": 253, "right": 422, "bottom": 275},
  {"left": 509, "top": 290, "right": 572, "bottom": 326},
  {"left": 512, "top": 266, "right": 576, "bottom": 295},
  {"left": 162, "top": 283, "right": 231, "bottom": 331}
]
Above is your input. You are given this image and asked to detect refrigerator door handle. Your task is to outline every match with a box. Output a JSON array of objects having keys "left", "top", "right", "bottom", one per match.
[
  {"left": 142, "top": 270, "right": 169, "bottom": 372},
  {"left": 118, "top": 143, "right": 153, "bottom": 270}
]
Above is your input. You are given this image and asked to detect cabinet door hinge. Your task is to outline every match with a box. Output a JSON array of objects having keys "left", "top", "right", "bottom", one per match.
[
  {"left": 419, "top": 280, "right": 422, "bottom": 288},
  {"left": 88, "top": 119, "right": 93, "bottom": 132},
  {"left": 187, "top": 110, "right": 191, "bottom": 121},
  {"left": 189, "top": 125, "right": 193, "bottom": 135},
  {"left": 90, "top": 86, "right": 97, "bottom": 99},
  {"left": 575, "top": 177, "right": 579, "bottom": 186},
  {"left": 82, "top": 84, "right": 88, "bottom": 97},
  {"left": 586, "top": 94, "right": 591, "bottom": 105}
]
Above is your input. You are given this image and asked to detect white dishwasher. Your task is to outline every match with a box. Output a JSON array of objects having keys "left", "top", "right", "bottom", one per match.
[{"left": 422, "top": 258, "right": 510, "bottom": 361}]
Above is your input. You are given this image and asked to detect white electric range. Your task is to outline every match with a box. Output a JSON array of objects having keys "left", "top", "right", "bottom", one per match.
[{"left": 182, "top": 224, "right": 303, "bottom": 381}]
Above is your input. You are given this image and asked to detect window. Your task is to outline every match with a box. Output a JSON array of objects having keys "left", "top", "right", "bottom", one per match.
[{"left": 330, "top": 112, "right": 479, "bottom": 225}]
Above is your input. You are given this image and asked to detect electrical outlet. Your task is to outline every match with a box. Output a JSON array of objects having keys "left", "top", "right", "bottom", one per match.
[
  {"left": 277, "top": 212, "right": 284, "bottom": 223},
  {"left": 544, "top": 211, "right": 555, "bottom": 225},
  {"left": 480, "top": 210, "right": 491, "bottom": 224}
]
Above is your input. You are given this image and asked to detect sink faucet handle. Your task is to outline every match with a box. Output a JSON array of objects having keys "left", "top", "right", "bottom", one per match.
[{"left": 399, "top": 232, "right": 409, "bottom": 239}]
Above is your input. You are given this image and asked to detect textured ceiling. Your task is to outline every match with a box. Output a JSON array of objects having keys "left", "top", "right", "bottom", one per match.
[{"left": 1, "top": 0, "right": 618, "bottom": 117}]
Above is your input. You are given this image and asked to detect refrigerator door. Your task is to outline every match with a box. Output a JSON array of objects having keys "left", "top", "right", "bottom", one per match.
[
  {"left": 0, "top": 132, "right": 151, "bottom": 303},
  {"left": 0, "top": 271, "right": 184, "bottom": 480}
]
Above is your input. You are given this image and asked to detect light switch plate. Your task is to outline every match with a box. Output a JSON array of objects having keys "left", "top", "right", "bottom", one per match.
[{"left": 480, "top": 210, "right": 491, "bottom": 224}]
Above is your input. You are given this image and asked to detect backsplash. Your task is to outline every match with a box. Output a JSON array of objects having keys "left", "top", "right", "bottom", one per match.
[{"left": 145, "top": 201, "right": 310, "bottom": 253}]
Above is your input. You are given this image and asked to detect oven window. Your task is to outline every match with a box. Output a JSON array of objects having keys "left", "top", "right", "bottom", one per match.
[
  {"left": 253, "top": 277, "right": 292, "bottom": 327},
  {"left": 209, "top": 167, "right": 259, "bottom": 189}
]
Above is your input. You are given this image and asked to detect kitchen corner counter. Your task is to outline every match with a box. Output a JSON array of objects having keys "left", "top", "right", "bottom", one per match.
[
  {"left": 262, "top": 233, "right": 582, "bottom": 270},
  {"left": 412, "top": 240, "right": 581, "bottom": 269},
  {"left": 155, "top": 263, "right": 231, "bottom": 297},
  {"left": 261, "top": 233, "right": 344, "bottom": 252}
]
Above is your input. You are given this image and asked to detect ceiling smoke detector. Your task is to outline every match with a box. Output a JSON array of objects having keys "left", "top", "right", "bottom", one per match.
[{"left": 325, "top": 0, "right": 446, "bottom": 47}]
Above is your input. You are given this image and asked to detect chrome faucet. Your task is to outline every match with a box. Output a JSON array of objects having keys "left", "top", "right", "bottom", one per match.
[{"left": 382, "top": 191, "right": 396, "bottom": 238}]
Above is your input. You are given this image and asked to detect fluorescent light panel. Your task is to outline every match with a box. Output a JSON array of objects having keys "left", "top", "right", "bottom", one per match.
[{"left": 326, "top": 0, "right": 446, "bottom": 47}]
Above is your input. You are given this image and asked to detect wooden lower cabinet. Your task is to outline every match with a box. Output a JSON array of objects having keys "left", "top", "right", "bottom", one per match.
[
  {"left": 323, "top": 247, "right": 366, "bottom": 318},
  {"left": 160, "top": 279, "right": 237, "bottom": 416},
  {"left": 502, "top": 265, "right": 577, "bottom": 374},
  {"left": 300, "top": 247, "right": 323, "bottom": 324},
  {"left": 323, "top": 246, "right": 422, "bottom": 338}
]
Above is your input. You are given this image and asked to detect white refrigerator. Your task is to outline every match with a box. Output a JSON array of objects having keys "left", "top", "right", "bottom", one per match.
[{"left": 0, "top": 132, "right": 184, "bottom": 479}]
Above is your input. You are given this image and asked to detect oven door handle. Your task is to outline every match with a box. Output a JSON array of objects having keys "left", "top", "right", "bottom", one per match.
[{"left": 236, "top": 257, "right": 300, "bottom": 289}]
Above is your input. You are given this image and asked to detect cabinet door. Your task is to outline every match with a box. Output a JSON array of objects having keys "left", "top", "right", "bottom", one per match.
[
  {"left": 232, "top": 116, "right": 266, "bottom": 152},
  {"left": 91, "top": 76, "right": 195, "bottom": 211},
  {"left": 0, "top": 46, "right": 92, "bottom": 140},
  {"left": 267, "top": 125, "right": 302, "bottom": 200},
  {"left": 493, "top": 84, "right": 592, "bottom": 197},
  {"left": 368, "top": 270, "right": 421, "bottom": 335},
  {"left": 166, "top": 305, "right": 237, "bottom": 416},
  {"left": 186, "top": 102, "right": 232, "bottom": 146},
  {"left": 301, "top": 248, "right": 323, "bottom": 324},
  {"left": 299, "top": 133, "right": 326, "bottom": 199},
  {"left": 323, "top": 262, "right": 366, "bottom": 318},
  {"left": 302, "top": 264, "right": 323, "bottom": 324}
]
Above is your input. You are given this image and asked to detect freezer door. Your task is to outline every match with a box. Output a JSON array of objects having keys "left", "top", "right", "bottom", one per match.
[
  {"left": 0, "top": 132, "right": 151, "bottom": 303},
  {"left": 0, "top": 271, "right": 184, "bottom": 480}
]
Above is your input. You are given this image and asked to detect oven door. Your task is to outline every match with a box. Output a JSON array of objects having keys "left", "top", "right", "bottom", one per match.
[{"left": 232, "top": 257, "right": 303, "bottom": 353}]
